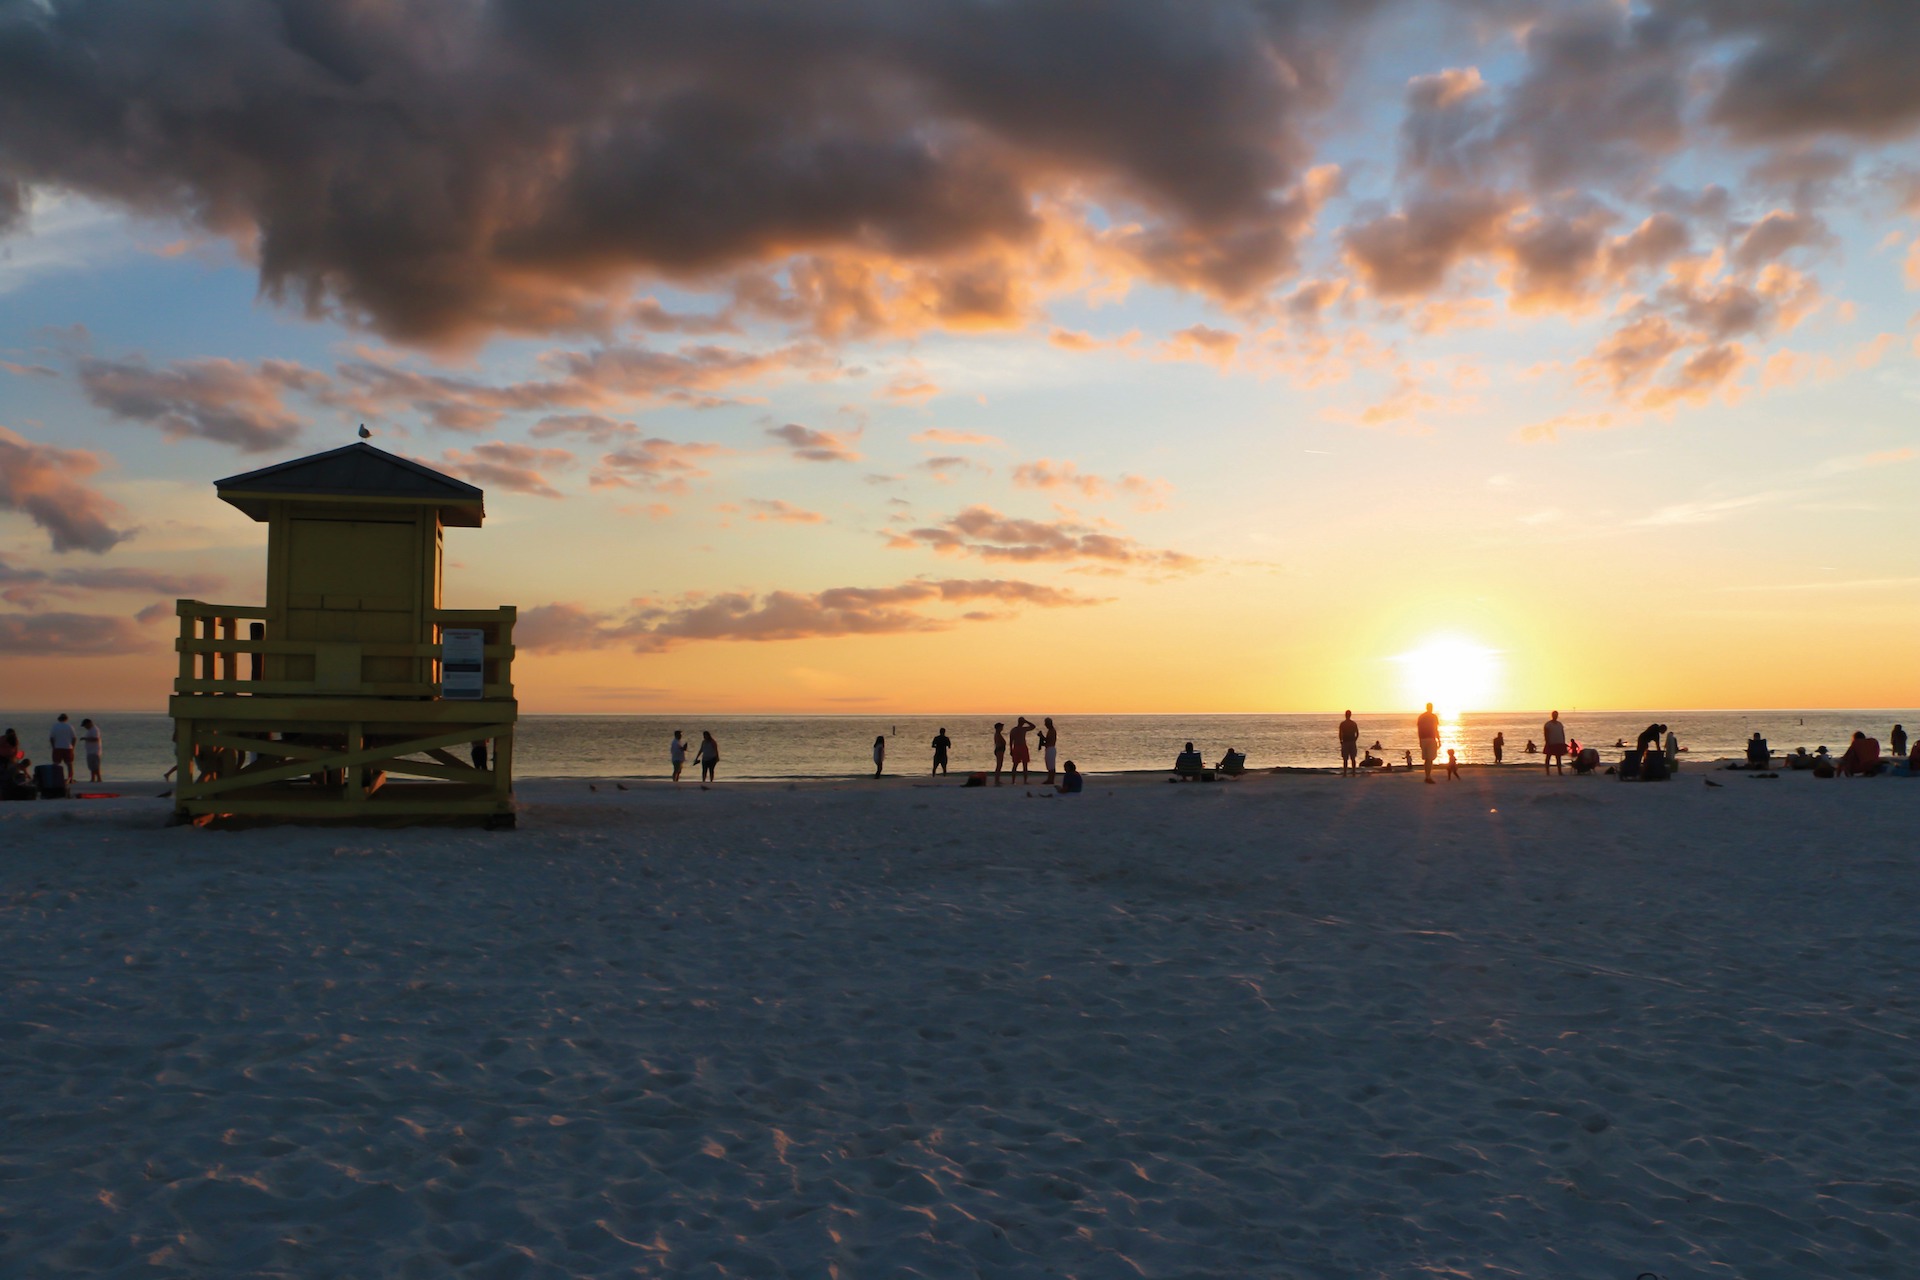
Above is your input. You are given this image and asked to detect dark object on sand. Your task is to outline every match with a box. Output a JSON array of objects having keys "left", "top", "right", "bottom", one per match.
[{"left": 34, "top": 763, "right": 68, "bottom": 799}]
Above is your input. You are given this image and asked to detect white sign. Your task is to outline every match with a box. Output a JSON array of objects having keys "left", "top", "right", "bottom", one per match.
[{"left": 441, "top": 628, "right": 486, "bottom": 700}]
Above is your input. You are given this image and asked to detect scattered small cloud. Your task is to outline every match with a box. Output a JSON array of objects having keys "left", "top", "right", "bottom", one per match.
[
  {"left": 768, "top": 422, "right": 861, "bottom": 463},
  {"left": 517, "top": 578, "right": 1103, "bottom": 653}
]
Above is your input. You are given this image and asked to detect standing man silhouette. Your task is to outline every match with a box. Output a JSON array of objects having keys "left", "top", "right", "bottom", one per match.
[
  {"left": 930, "top": 727, "right": 952, "bottom": 775},
  {"left": 1492, "top": 731, "right": 1504, "bottom": 764},
  {"left": 1543, "top": 710, "right": 1568, "bottom": 776},
  {"left": 1338, "top": 711, "right": 1360, "bottom": 777},
  {"left": 1416, "top": 703, "right": 1441, "bottom": 784}
]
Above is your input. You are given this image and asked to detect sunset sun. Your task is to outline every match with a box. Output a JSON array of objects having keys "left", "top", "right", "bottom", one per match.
[{"left": 1397, "top": 636, "right": 1501, "bottom": 716}]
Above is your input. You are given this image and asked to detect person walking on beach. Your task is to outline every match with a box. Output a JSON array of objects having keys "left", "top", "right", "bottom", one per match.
[
  {"left": 930, "top": 727, "right": 951, "bottom": 775},
  {"left": 1008, "top": 716, "right": 1036, "bottom": 783},
  {"left": 1416, "top": 703, "right": 1440, "bottom": 784},
  {"left": 992, "top": 722, "right": 1007, "bottom": 785},
  {"left": 48, "top": 713, "right": 76, "bottom": 785},
  {"left": 1040, "top": 717, "right": 1060, "bottom": 785},
  {"left": 670, "top": 729, "right": 688, "bottom": 782},
  {"left": 1338, "top": 711, "right": 1360, "bottom": 776},
  {"left": 79, "top": 718, "right": 103, "bottom": 783},
  {"left": 1492, "top": 730, "right": 1504, "bottom": 764},
  {"left": 872, "top": 734, "right": 886, "bottom": 778},
  {"left": 697, "top": 730, "right": 720, "bottom": 783},
  {"left": 1445, "top": 748, "right": 1460, "bottom": 781},
  {"left": 1543, "top": 711, "right": 1568, "bottom": 776}
]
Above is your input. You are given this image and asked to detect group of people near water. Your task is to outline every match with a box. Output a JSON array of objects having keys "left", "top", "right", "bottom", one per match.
[
  {"left": 667, "top": 719, "right": 1080, "bottom": 789},
  {"left": 1336, "top": 708, "right": 1918, "bottom": 781},
  {"left": 926, "top": 717, "right": 1075, "bottom": 788},
  {"left": 3, "top": 714, "right": 105, "bottom": 797}
]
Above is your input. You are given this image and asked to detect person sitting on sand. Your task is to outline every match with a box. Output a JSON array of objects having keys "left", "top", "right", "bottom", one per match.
[
  {"left": 1542, "top": 711, "right": 1568, "bottom": 776},
  {"left": 1416, "top": 702, "right": 1440, "bottom": 784},
  {"left": 1176, "top": 742, "right": 1204, "bottom": 771},
  {"left": 1060, "top": 760, "right": 1084, "bottom": 794},
  {"left": 697, "top": 730, "right": 720, "bottom": 783},
  {"left": 1360, "top": 750, "right": 1383, "bottom": 769},
  {"left": 1445, "top": 748, "right": 1460, "bottom": 781},
  {"left": 1745, "top": 733, "right": 1769, "bottom": 771},
  {"left": 930, "top": 727, "right": 952, "bottom": 775},
  {"left": 1338, "top": 711, "right": 1360, "bottom": 777},
  {"left": 872, "top": 734, "right": 886, "bottom": 778},
  {"left": 1009, "top": 716, "right": 1036, "bottom": 783},
  {"left": 992, "top": 722, "right": 1007, "bottom": 785},
  {"left": 1838, "top": 732, "right": 1882, "bottom": 777}
]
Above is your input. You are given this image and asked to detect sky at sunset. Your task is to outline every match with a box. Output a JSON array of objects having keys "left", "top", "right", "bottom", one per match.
[{"left": 2, "top": 0, "right": 1918, "bottom": 714}]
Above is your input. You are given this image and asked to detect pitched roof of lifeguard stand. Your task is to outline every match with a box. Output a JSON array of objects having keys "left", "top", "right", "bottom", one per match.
[{"left": 215, "top": 442, "right": 486, "bottom": 526}]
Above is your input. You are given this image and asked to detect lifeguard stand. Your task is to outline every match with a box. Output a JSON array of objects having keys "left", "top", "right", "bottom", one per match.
[{"left": 169, "top": 442, "right": 518, "bottom": 825}]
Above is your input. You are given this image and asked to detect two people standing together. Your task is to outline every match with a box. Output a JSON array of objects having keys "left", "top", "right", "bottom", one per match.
[{"left": 669, "top": 729, "right": 721, "bottom": 782}]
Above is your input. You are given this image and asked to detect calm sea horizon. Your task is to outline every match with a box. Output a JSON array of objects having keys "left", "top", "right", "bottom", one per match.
[{"left": 5, "top": 709, "right": 1915, "bottom": 785}]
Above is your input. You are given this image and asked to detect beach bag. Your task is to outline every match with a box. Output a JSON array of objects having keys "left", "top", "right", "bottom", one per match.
[
  {"left": 1618, "top": 749, "right": 1642, "bottom": 781},
  {"left": 1641, "top": 754, "right": 1669, "bottom": 782},
  {"left": 34, "top": 763, "right": 68, "bottom": 799}
]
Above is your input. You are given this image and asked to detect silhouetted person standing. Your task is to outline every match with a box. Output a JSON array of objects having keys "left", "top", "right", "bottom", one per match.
[
  {"left": 48, "top": 714, "right": 76, "bottom": 784},
  {"left": 1543, "top": 711, "right": 1568, "bottom": 775},
  {"left": 1492, "top": 731, "right": 1504, "bottom": 764},
  {"left": 992, "top": 722, "right": 1007, "bottom": 785},
  {"left": 669, "top": 729, "right": 687, "bottom": 782},
  {"left": 1416, "top": 703, "right": 1440, "bottom": 784},
  {"left": 80, "top": 718, "right": 103, "bottom": 783},
  {"left": 1892, "top": 725, "right": 1908, "bottom": 759},
  {"left": 1009, "top": 716, "right": 1036, "bottom": 783},
  {"left": 1040, "top": 717, "right": 1060, "bottom": 785},
  {"left": 930, "top": 727, "right": 951, "bottom": 775},
  {"left": 872, "top": 734, "right": 886, "bottom": 778},
  {"left": 1338, "top": 711, "right": 1360, "bottom": 776},
  {"left": 697, "top": 730, "right": 719, "bottom": 783}
]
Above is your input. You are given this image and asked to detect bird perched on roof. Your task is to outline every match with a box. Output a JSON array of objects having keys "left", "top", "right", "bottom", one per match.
[{"left": 358, "top": 424, "right": 371, "bottom": 439}]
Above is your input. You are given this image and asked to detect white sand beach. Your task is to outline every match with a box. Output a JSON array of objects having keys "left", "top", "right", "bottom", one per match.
[{"left": 3, "top": 767, "right": 1916, "bottom": 1278}]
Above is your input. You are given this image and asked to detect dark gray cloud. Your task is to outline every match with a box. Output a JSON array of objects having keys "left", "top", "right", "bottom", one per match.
[
  {"left": 1667, "top": 0, "right": 1920, "bottom": 142},
  {"left": 0, "top": 0, "right": 1381, "bottom": 344},
  {"left": 0, "top": 425, "right": 129, "bottom": 552}
]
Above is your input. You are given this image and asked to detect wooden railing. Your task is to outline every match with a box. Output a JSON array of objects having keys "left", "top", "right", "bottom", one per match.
[{"left": 174, "top": 601, "right": 516, "bottom": 699}]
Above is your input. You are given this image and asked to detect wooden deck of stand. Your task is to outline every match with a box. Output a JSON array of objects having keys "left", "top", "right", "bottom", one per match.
[{"left": 170, "top": 601, "right": 518, "bottom": 826}]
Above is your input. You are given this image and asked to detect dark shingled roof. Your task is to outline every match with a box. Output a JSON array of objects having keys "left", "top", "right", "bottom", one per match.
[{"left": 216, "top": 443, "right": 485, "bottom": 525}]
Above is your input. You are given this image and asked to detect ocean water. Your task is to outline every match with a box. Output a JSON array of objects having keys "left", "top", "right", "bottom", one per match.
[{"left": 5, "top": 709, "right": 1915, "bottom": 784}]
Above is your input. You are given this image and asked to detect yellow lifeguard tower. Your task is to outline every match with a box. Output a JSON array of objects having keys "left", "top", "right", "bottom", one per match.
[{"left": 169, "top": 442, "right": 518, "bottom": 826}]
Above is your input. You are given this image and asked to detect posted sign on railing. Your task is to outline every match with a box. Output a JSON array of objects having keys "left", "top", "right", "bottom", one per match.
[{"left": 441, "top": 628, "right": 485, "bottom": 699}]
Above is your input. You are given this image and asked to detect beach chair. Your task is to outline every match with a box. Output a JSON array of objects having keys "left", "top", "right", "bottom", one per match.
[
  {"left": 1216, "top": 751, "right": 1247, "bottom": 777},
  {"left": 1173, "top": 752, "right": 1212, "bottom": 782},
  {"left": 1618, "top": 749, "right": 1643, "bottom": 781}
]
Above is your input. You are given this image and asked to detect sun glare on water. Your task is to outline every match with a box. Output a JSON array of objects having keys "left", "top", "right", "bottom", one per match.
[{"left": 1397, "top": 636, "right": 1501, "bottom": 716}]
